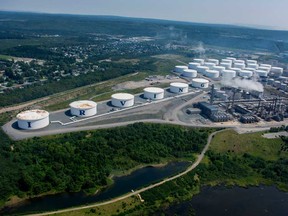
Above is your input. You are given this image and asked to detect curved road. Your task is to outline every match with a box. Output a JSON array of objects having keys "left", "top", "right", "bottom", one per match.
[{"left": 27, "top": 129, "right": 222, "bottom": 216}]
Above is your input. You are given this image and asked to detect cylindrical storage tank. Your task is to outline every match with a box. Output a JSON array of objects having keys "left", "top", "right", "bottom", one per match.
[
  {"left": 247, "top": 63, "right": 259, "bottom": 69},
  {"left": 255, "top": 70, "right": 268, "bottom": 77},
  {"left": 239, "top": 70, "right": 253, "bottom": 78},
  {"left": 279, "top": 76, "right": 288, "bottom": 82},
  {"left": 191, "top": 78, "right": 209, "bottom": 88},
  {"left": 144, "top": 87, "right": 164, "bottom": 100},
  {"left": 70, "top": 100, "right": 97, "bottom": 117},
  {"left": 234, "top": 59, "right": 245, "bottom": 64},
  {"left": 213, "top": 66, "right": 225, "bottom": 74},
  {"left": 193, "top": 59, "right": 205, "bottom": 65},
  {"left": 221, "top": 59, "right": 233, "bottom": 64},
  {"left": 196, "top": 66, "right": 209, "bottom": 74},
  {"left": 170, "top": 82, "right": 189, "bottom": 94},
  {"left": 246, "top": 60, "right": 257, "bottom": 64},
  {"left": 260, "top": 64, "right": 272, "bottom": 69},
  {"left": 222, "top": 70, "right": 236, "bottom": 79},
  {"left": 274, "top": 81, "right": 281, "bottom": 88},
  {"left": 17, "top": 110, "right": 49, "bottom": 130},
  {"left": 220, "top": 62, "right": 232, "bottom": 69},
  {"left": 280, "top": 83, "right": 287, "bottom": 90},
  {"left": 204, "top": 62, "right": 216, "bottom": 69},
  {"left": 111, "top": 93, "right": 134, "bottom": 108},
  {"left": 182, "top": 69, "right": 197, "bottom": 78},
  {"left": 234, "top": 63, "right": 245, "bottom": 69},
  {"left": 245, "top": 67, "right": 256, "bottom": 72},
  {"left": 271, "top": 67, "right": 283, "bottom": 76},
  {"left": 207, "top": 59, "right": 219, "bottom": 65},
  {"left": 268, "top": 78, "right": 274, "bottom": 85},
  {"left": 174, "top": 65, "right": 188, "bottom": 73},
  {"left": 258, "top": 66, "right": 270, "bottom": 73},
  {"left": 188, "top": 62, "right": 201, "bottom": 70},
  {"left": 226, "top": 57, "right": 237, "bottom": 63},
  {"left": 230, "top": 67, "right": 242, "bottom": 75},
  {"left": 205, "top": 70, "right": 219, "bottom": 78}
]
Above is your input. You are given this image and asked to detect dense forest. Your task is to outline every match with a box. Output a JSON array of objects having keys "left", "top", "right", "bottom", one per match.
[{"left": 0, "top": 123, "right": 211, "bottom": 207}]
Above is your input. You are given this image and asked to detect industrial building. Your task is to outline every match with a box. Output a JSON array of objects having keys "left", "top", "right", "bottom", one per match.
[
  {"left": 17, "top": 109, "right": 50, "bottom": 130},
  {"left": 111, "top": 93, "right": 135, "bottom": 108},
  {"left": 143, "top": 87, "right": 164, "bottom": 100},
  {"left": 69, "top": 100, "right": 97, "bottom": 117}
]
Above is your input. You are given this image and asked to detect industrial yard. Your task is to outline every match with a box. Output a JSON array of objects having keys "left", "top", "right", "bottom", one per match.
[{"left": 3, "top": 56, "right": 288, "bottom": 140}]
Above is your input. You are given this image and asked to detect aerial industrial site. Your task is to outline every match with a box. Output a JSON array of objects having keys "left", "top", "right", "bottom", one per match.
[{"left": 3, "top": 56, "right": 288, "bottom": 140}]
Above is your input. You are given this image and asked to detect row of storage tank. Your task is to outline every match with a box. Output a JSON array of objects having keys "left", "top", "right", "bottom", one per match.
[
  {"left": 174, "top": 57, "right": 284, "bottom": 79},
  {"left": 16, "top": 80, "right": 210, "bottom": 130}
]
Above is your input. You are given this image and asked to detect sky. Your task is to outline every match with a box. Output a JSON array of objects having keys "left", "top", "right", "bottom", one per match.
[{"left": 1, "top": 0, "right": 288, "bottom": 30}]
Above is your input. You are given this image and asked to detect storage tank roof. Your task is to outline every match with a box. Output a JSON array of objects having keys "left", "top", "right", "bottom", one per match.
[
  {"left": 69, "top": 100, "right": 97, "bottom": 109},
  {"left": 144, "top": 87, "right": 164, "bottom": 93},
  {"left": 192, "top": 78, "right": 209, "bottom": 83},
  {"left": 170, "top": 82, "right": 189, "bottom": 88},
  {"left": 17, "top": 109, "right": 49, "bottom": 120},
  {"left": 112, "top": 93, "right": 134, "bottom": 100}
]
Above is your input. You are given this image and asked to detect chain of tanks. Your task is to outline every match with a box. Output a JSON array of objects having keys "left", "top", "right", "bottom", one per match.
[
  {"left": 180, "top": 57, "right": 288, "bottom": 123},
  {"left": 14, "top": 56, "right": 288, "bottom": 130}
]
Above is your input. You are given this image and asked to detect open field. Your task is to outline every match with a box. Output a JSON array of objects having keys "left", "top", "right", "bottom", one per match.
[{"left": 210, "top": 130, "right": 288, "bottom": 161}]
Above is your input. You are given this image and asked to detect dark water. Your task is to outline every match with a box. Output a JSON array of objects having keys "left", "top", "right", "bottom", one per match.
[
  {"left": 165, "top": 186, "right": 288, "bottom": 216},
  {"left": 1, "top": 161, "right": 189, "bottom": 215}
]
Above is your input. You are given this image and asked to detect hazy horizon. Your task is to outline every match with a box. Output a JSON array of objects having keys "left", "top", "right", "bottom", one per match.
[{"left": 1, "top": 0, "right": 288, "bottom": 31}]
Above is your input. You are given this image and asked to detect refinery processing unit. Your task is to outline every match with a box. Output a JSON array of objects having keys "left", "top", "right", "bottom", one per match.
[{"left": 3, "top": 56, "right": 288, "bottom": 140}]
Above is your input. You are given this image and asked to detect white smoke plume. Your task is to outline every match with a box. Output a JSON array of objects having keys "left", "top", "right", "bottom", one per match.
[
  {"left": 191, "top": 41, "right": 205, "bottom": 58},
  {"left": 221, "top": 77, "right": 264, "bottom": 92}
]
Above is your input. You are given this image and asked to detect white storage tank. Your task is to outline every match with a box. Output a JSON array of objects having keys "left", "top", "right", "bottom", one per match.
[
  {"left": 111, "top": 93, "right": 134, "bottom": 108},
  {"left": 144, "top": 87, "right": 164, "bottom": 100},
  {"left": 222, "top": 70, "right": 236, "bottom": 79},
  {"left": 207, "top": 59, "right": 219, "bottom": 65},
  {"left": 182, "top": 69, "right": 197, "bottom": 78},
  {"left": 234, "top": 63, "right": 245, "bottom": 69},
  {"left": 274, "top": 81, "right": 281, "bottom": 88},
  {"left": 17, "top": 110, "right": 49, "bottom": 130},
  {"left": 239, "top": 70, "right": 253, "bottom": 78},
  {"left": 247, "top": 63, "right": 259, "bottom": 69},
  {"left": 245, "top": 67, "right": 256, "bottom": 72},
  {"left": 174, "top": 65, "right": 188, "bottom": 73},
  {"left": 221, "top": 59, "right": 233, "bottom": 64},
  {"left": 213, "top": 66, "right": 225, "bottom": 74},
  {"left": 258, "top": 66, "right": 270, "bottom": 73},
  {"left": 196, "top": 66, "right": 209, "bottom": 74},
  {"left": 246, "top": 60, "right": 257, "bottom": 64},
  {"left": 226, "top": 57, "right": 237, "bottom": 63},
  {"left": 280, "top": 83, "right": 287, "bottom": 91},
  {"left": 234, "top": 59, "right": 245, "bottom": 64},
  {"left": 205, "top": 70, "right": 219, "bottom": 78},
  {"left": 193, "top": 59, "right": 205, "bottom": 65},
  {"left": 188, "top": 62, "right": 201, "bottom": 70},
  {"left": 220, "top": 62, "right": 232, "bottom": 69},
  {"left": 191, "top": 78, "right": 209, "bottom": 88},
  {"left": 204, "top": 62, "right": 216, "bottom": 69},
  {"left": 70, "top": 100, "right": 97, "bottom": 117},
  {"left": 260, "top": 64, "right": 272, "bottom": 69},
  {"left": 268, "top": 78, "right": 274, "bottom": 85},
  {"left": 255, "top": 70, "right": 268, "bottom": 77},
  {"left": 170, "top": 82, "right": 189, "bottom": 94},
  {"left": 271, "top": 67, "right": 283, "bottom": 76},
  {"left": 230, "top": 67, "right": 242, "bottom": 75}
]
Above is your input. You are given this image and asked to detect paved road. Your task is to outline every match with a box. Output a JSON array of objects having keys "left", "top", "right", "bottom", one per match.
[{"left": 27, "top": 129, "right": 222, "bottom": 216}]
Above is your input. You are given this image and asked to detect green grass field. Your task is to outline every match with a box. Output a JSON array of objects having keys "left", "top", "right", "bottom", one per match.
[{"left": 210, "top": 130, "right": 287, "bottom": 161}]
